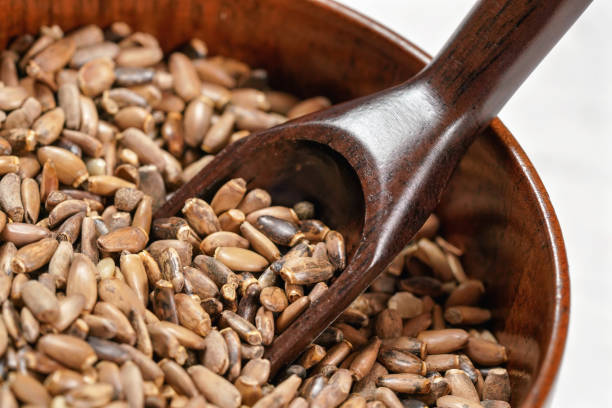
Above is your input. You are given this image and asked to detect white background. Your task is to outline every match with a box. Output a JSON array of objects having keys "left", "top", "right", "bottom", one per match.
[{"left": 336, "top": 1, "right": 612, "bottom": 406}]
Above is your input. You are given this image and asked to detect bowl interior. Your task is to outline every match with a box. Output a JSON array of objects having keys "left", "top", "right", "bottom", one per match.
[{"left": 0, "top": 0, "right": 569, "bottom": 406}]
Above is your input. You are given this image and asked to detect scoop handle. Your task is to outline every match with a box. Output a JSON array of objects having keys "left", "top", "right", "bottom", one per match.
[{"left": 421, "top": 0, "right": 591, "bottom": 127}]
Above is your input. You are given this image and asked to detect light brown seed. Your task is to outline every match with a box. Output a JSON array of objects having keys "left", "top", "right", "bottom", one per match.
[
  {"left": 21, "top": 280, "right": 59, "bottom": 323},
  {"left": 93, "top": 302, "right": 136, "bottom": 345},
  {"left": 37, "top": 146, "right": 88, "bottom": 187},
  {"left": 0, "top": 173, "right": 23, "bottom": 222},
  {"left": 276, "top": 295, "right": 310, "bottom": 333},
  {"left": 120, "top": 360, "right": 144, "bottom": 408},
  {"left": 0, "top": 223, "right": 50, "bottom": 246},
  {"left": 159, "top": 358, "right": 199, "bottom": 398},
  {"left": 116, "top": 46, "right": 163, "bottom": 67},
  {"left": 444, "top": 306, "right": 491, "bottom": 325},
  {"left": 465, "top": 337, "right": 508, "bottom": 366},
  {"left": 53, "top": 294, "right": 85, "bottom": 332},
  {"left": 287, "top": 96, "right": 331, "bottom": 119},
  {"left": 98, "top": 278, "right": 146, "bottom": 317},
  {"left": 168, "top": 52, "right": 201, "bottom": 101},
  {"left": 87, "top": 175, "right": 136, "bottom": 196},
  {"left": 210, "top": 178, "right": 247, "bottom": 214},
  {"left": 215, "top": 246, "right": 269, "bottom": 272},
  {"left": 174, "top": 293, "right": 211, "bottom": 337},
  {"left": 32, "top": 107, "right": 65, "bottom": 145},
  {"left": 200, "top": 231, "right": 249, "bottom": 255},
  {"left": 445, "top": 369, "right": 480, "bottom": 403},
  {"left": 184, "top": 96, "right": 213, "bottom": 147},
  {"left": 11, "top": 237, "right": 58, "bottom": 274},
  {"left": 253, "top": 374, "right": 302, "bottom": 408},
  {"left": 82, "top": 314, "right": 117, "bottom": 339},
  {"left": 387, "top": 292, "right": 424, "bottom": 319},
  {"left": 425, "top": 354, "right": 460, "bottom": 373},
  {"left": 0, "top": 86, "right": 28, "bottom": 111},
  {"left": 436, "top": 395, "right": 484, "bottom": 408},
  {"left": 0, "top": 156, "right": 19, "bottom": 175},
  {"left": 417, "top": 329, "right": 469, "bottom": 354},
  {"left": 200, "top": 109, "right": 234, "bottom": 153},
  {"left": 119, "top": 127, "right": 166, "bottom": 172},
  {"left": 38, "top": 334, "right": 97, "bottom": 370},
  {"left": 78, "top": 58, "right": 115, "bottom": 96},
  {"left": 10, "top": 372, "right": 51, "bottom": 405},
  {"left": 119, "top": 252, "right": 149, "bottom": 306},
  {"left": 97, "top": 226, "right": 147, "bottom": 253},
  {"left": 66, "top": 253, "right": 97, "bottom": 311},
  {"left": 203, "top": 329, "right": 230, "bottom": 375},
  {"left": 482, "top": 367, "right": 511, "bottom": 402},
  {"left": 350, "top": 337, "right": 382, "bottom": 381},
  {"left": 188, "top": 365, "right": 241, "bottom": 408}
]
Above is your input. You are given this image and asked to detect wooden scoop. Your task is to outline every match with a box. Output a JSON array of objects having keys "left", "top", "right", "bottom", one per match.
[{"left": 157, "top": 0, "right": 590, "bottom": 374}]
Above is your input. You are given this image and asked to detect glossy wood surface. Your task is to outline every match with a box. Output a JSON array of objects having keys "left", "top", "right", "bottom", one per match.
[{"left": 0, "top": 1, "right": 577, "bottom": 406}]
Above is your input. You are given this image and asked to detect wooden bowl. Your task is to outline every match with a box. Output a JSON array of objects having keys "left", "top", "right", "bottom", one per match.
[{"left": 0, "top": 0, "right": 569, "bottom": 406}]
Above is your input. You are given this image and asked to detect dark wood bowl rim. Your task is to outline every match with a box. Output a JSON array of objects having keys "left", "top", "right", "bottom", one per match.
[{"left": 318, "top": 1, "right": 570, "bottom": 406}]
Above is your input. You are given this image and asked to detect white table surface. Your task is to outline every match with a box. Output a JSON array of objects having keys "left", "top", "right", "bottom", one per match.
[{"left": 335, "top": 1, "right": 612, "bottom": 406}]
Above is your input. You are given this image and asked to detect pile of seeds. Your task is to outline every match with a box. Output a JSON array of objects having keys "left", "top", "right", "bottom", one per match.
[{"left": 0, "top": 22, "right": 512, "bottom": 408}]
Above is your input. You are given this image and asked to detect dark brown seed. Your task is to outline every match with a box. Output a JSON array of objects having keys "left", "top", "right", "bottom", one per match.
[
  {"left": 280, "top": 256, "right": 335, "bottom": 285},
  {"left": 182, "top": 197, "right": 220, "bottom": 236},
  {"left": 153, "top": 279, "right": 179, "bottom": 323},
  {"left": 255, "top": 215, "right": 303, "bottom": 246},
  {"left": 378, "top": 349, "right": 426, "bottom": 375},
  {"left": 222, "top": 310, "right": 262, "bottom": 345},
  {"left": 376, "top": 373, "right": 430, "bottom": 395}
]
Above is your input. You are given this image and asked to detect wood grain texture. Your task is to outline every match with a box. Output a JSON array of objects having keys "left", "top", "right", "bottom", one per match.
[{"left": 0, "top": 0, "right": 580, "bottom": 406}]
